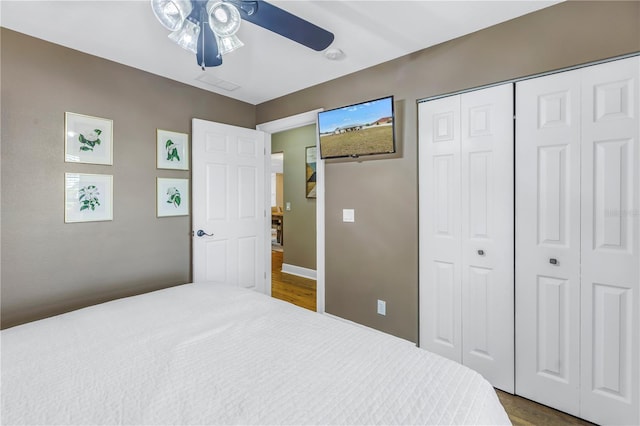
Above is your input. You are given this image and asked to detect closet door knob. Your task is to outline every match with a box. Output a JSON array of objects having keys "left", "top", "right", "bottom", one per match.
[
  {"left": 477, "top": 249, "right": 485, "bottom": 256},
  {"left": 549, "top": 258, "right": 558, "bottom": 265}
]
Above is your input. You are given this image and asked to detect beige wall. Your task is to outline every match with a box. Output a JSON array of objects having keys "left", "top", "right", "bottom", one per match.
[
  {"left": 0, "top": 29, "right": 256, "bottom": 328},
  {"left": 2, "top": 2, "right": 639, "bottom": 339},
  {"left": 256, "top": 1, "right": 640, "bottom": 342},
  {"left": 271, "top": 125, "right": 317, "bottom": 270}
]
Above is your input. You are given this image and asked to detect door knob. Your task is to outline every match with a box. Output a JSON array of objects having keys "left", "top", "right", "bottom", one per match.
[
  {"left": 477, "top": 249, "right": 485, "bottom": 256},
  {"left": 196, "top": 229, "right": 213, "bottom": 237}
]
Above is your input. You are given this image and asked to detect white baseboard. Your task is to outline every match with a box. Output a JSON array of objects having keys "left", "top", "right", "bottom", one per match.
[{"left": 281, "top": 263, "right": 316, "bottom": 280}]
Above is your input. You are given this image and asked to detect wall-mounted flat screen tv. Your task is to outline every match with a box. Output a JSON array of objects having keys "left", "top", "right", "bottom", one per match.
[{"left": 317, "top": 95, "right": 395, "bottom": 159}]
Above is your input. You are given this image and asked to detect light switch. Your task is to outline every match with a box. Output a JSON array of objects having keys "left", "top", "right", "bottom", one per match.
[
  {"left": 285, "top": 202, "right": 291, "bottom": 211},
  {"left": 377, "top": 300, "right": 386, "bottom": 316},
  {"left": 342, "top": 209, "right": 355, "bottom": 222}
]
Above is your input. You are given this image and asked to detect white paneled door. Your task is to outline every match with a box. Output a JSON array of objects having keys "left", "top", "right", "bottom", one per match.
[
  {"left": 579, "top": 57, "right": 639, "bottom": 426},
  {"left": 419, "top": 94, "right": 462, "bottom": 363},
  {"left": 516, "top": 56, "right": 639, "bottom": 425},
  {"left": 419, "top": 83, "right": 514, "bottom": 392},
  {"left": 515, "top": 71, "right": 582, "bottom": 416},
  {"left": 192, "top": 119, "right": 267, "bottom": 293},
  {"left": 460, "top": 84, "right": 514, "bottom": 393}
]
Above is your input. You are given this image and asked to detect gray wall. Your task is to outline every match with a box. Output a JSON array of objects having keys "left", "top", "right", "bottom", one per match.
[
  {"left": 1, "top": 29, "right": 256, "bottom": 328},
  {"left": 3, "top": 2, "right": 639, "bottom": 339},
  {"left": 256, "top": 1, "right": 640, "bottom": 342},
  {"left": 271, "top": 125, "right": 317, "bottom": 270}
]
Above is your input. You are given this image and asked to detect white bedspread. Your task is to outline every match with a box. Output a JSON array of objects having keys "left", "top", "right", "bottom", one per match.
[{"left": 1, "top": 283, "right": 510, "bottom": 425}]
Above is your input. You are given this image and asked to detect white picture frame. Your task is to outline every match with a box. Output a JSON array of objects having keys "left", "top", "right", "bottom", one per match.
[
  {"left": 65, "top": 112, "right": 113, "bottom": 165},
  {"left": 157, "top": 129, "right": 189, "bottom": 170},
  {"left": 157, "top": 178, "right": 189, "bottom": 217},
  {"left": 65, "top": 173, "right": 113, "bottom": 223}
]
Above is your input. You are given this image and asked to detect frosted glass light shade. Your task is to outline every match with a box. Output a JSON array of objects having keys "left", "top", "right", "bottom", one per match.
[
  {"left": 217, "top": 35, "right": 244, "bottom": 55},
  {"left": 151, "top": 0, "right": 192, "bottom": 31},
  {"left": 207, "top": 1, "right": 243, "bottom": 54},
  {"left": 168, "top": 19, "right": 200, "bottom": 54}
]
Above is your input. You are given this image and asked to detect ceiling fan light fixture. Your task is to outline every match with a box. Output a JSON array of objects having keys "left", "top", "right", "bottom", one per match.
[
  {"left": 217, "top": 35, "right": 244, "bottom": 55},
  {"left": 168, "top": 18, "right": 200, "bottom": 54},
  {"left": 150, "top": 0, "right": 192, "bottom": 31},
  {"left": 150, "top": 0, "right": 334, "bottom": 69},
  {"left": 207, "top": 1, "right": 244, "bottom": 55}
]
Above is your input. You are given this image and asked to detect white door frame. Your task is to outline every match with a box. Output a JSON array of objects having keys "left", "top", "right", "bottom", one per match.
[{"left": 256, "top": 109, "right": 325, "bottom": 313}]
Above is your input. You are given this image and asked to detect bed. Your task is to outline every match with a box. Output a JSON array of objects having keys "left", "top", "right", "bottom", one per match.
[{"left": 1, "top": 283, "right": 510, "bottom": 425}]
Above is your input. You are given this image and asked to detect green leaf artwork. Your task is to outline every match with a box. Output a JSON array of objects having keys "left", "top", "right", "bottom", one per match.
[
  {"left": 165, "top": 139, "right": 180, "bottom": 162},
  {"left": 78, "top": 185, "right": 101, "bottom": 211},
  {"left": 78, "top": 129, "right": 102, "bottom": 152},
  {"left": 166, "top": 187, "right": 181, "bottom": 208}
]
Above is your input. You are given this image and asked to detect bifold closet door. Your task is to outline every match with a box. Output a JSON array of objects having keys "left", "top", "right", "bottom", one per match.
[
  {"left": 419, "top": 84, "right": 514, "bottom": 392},
  {"left": 579, "top": 57, "right": 639, "bottom": 426},
  {"left": 516, "top": 56, "right": 639, "bottom": 425},
  {"left": 515, "top": 70, "right": 582, "bottom": 417},
  {"left": 460, "top": 85, "right": 514, "bottom": 393},
  {"left": 419, "top": 94, "right": 462, "bottom": 363}
]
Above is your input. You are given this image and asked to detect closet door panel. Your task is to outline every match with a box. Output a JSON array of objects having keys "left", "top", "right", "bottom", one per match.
[
  {"left": 580, "top": 56, "right": 639, "bottom": 426},
  {"left": 461, "top": 84, "right": 514, "bottom": 392},
  {"left": 418, "top": 96, "right": 462, "bottom": 362},
  {"left": 515, "top": 71, "right": 581, "bottom": 416}
]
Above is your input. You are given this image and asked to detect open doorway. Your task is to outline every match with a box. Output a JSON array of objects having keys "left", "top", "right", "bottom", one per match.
[
  {"left": 269, "top": 125, "right": 317, "bottom": 311},
  {"left": 257, "top": 108, "right": 325, "bottom": 313}
]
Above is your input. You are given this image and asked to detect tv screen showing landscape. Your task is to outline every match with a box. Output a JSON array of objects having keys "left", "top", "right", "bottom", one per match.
[{"left": 318, "top": 96, "right": 395, "bottom": 159}]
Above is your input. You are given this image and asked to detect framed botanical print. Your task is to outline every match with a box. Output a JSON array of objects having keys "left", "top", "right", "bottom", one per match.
[
  {"left": 64, "top": 173, "right": 113, "bottom": 223},
  {"left": 157, "top": 129, "right": 189, "bottom": 170},
  {"left": 157, "top": 178, "right": 189, "bottom": 217},
  {"left": 65, "top": 112, "right": 113, "bottom": 165}
]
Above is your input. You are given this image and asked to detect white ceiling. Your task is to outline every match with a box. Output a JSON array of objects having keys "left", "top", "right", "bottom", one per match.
[{"left": 1, "top": 0, "right": 560, "bottom": 105}]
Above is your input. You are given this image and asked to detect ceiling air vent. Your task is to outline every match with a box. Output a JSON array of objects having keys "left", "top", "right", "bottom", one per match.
[{"left": 196, "top": 73, "right": 241, "bottom": 91}]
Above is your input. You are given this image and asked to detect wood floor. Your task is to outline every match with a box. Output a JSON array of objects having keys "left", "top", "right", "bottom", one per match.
[
  {"left": 496, "top": 391, "right": 595, "bottom": 426},
  {"left": 271, "top": 249, "right": 316, "bottom": 311},
  {"left": 270, "top": 250, "right": 594, "bottom": 426}
]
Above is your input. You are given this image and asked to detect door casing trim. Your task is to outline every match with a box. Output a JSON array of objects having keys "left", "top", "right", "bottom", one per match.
[{"left": 257, "top": 109, "right": 325, "bottom": 312}]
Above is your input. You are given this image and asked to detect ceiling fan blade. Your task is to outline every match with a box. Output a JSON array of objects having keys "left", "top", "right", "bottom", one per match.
[
  {"left": 196, "top": 17, "right": 223, "bottom": 68},
  {"left": 237, "top": 0, "right": 334, "bottom": 51}
]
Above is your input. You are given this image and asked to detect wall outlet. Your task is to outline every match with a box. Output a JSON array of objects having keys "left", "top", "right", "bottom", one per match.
[{"left": 377, "top": 299, "right": 386, "bottom": 316}]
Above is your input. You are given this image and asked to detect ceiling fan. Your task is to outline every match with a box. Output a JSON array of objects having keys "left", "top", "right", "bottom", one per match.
[{"left": 151, "top": 0, "right": 335, "bottom": 69}]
